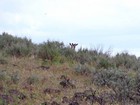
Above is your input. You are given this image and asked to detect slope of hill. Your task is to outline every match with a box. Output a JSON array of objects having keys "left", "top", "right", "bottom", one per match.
[{"left": 0, "top": 32, "right": 140, "bottom": 105}]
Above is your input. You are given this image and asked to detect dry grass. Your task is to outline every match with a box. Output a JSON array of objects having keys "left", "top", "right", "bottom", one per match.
[{"left": 0, "top": 57, "right": 116, "bottom": 105}]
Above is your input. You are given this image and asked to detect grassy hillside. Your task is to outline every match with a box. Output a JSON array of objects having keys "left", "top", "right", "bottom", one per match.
[{"left": 0, "top": 32, "right": 140, "bottom": 105}]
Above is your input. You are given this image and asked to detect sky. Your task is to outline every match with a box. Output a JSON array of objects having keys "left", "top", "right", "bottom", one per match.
[{"left": 0, "top": 0, "right": 140, "bottom": 56}]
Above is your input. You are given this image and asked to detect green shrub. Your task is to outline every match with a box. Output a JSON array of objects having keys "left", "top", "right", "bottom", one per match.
[
  {"left": 75, "top": 47, "right": 112, "bottom": 67},
  {"left": 5, "top": 43, "right": 28, "bottom": 57},
  {"left": 10, "top": 71, "right": 20, "bottom": 84},
  {"left": 0, "top": 32, "right": 15, "bottom": 50},
  {"left": 0, "top": 70, "right": 7, "bottom": 81},
  {"left": 96, "top": 58, "right": 114, "bottom": 69},
  {"left": 27, "top": 74, "right": 39, "bottom": 85},
  {"left": 135, "top": 73, "right": 140, "bottom": 88},
  {"left": 76, "top": 48, "right": 92, "bottom": 64},
  {"left": 113, "top": 52, "right": 138, "bottom": 70},
  {"left": 0, "top": 57, "right": 8, "bottom": 64},
  {"left": 37, "top": 41, "right": 63, "bottom": 63},
  {"left": 74, "top": 64, "right": 94, "bottom": 75},
  {"left": 92, "top": 69, "right": 138, "bottom": 103},
  {"left": 0, "top": 98, "right": 8, "bottom": 105},
  {"left": 61, "top": 47, "right": 76, "bottom": 62},
  {"left": 0, "top": 32, "right": 35, "bottom": 57}
]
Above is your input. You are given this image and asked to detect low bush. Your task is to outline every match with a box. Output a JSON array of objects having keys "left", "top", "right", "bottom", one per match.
[
  {"left": 37, "top": 41, "right": 63, "bottom": 63},
  {"left": 113, "top": 52, "right": 139, "bottom": 70},
  {"left": 10, "top": 72, "right": 20, "bottom": 84},
  {"left": 74, "top": 64, "right": 94, "bottom": 75},
  {"left": 61, "top": 47, "right": 77, "bottom": 63},
  {"left": 5, "top": 43, "right": 30, "bottom": 57},
  {"left": 0, "top": 70, "right": 7, "bottom": 81},
  {"left": 96, "top": 57, "right": 114, "bottom": 69},
  {"left": 26, "top": 74, "right": 39, "bottom": 85},
  {"left": 92, "top": 68, "right": 139, "bottom": 104},
  {"left": 0, "top": 98, "right": 8, "bottom": 105},
  {"left": 0, "top": 57, "right": 8, "bottom": 64},
  {"left": 0, "top": 32, "right": 34, "bottom": 57},
  {"left": 76, "top": 48, "right": 92, "bottom": 64}
]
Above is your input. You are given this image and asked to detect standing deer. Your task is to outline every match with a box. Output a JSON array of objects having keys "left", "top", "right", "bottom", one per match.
[{"left": 69, "top": 43, "right": 78, "bottom": 50}]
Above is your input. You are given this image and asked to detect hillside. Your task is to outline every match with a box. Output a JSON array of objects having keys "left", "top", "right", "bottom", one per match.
[{"left": 0, "top": 32, "right": 140, "bottom": 105}]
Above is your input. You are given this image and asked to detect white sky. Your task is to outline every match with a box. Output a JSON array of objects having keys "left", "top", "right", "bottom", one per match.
[{"left": 0, "top": 0, "right": 140, "bottom": 56}]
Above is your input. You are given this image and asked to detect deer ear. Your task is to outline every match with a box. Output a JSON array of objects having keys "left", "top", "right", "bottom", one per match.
[
  {"left": 74, "top": 44, "right": 78, "bottom": 46},
  {"left": 69, "top": 43, "right": 71, "bottom": 45}
]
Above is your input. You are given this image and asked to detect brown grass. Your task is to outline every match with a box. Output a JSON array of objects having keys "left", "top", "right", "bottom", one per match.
[{"left": 0, "top": 57, "right": 115, "bottom": 105}]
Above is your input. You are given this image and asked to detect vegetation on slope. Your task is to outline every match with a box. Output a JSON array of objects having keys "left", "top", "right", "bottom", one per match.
[{"left": 0, "top": 32, "right": 140, "bottom": 105}]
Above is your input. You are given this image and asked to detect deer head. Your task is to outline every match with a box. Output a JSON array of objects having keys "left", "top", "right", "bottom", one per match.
[{"left": 69, "top": 43, "right": 78, "bottom": 50}]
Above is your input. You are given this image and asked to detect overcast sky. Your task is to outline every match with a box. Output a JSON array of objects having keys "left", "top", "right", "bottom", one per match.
[{"left": 0, "top": 0, "right": 140, "bottom": 56}]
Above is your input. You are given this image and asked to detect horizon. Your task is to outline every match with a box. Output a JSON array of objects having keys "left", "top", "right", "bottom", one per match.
[
  {"left": 0, "top": 0, "right": 140, "bottom": 57},
  {"left": 0, "top": 32, "right": 139, "bottom": 58}
]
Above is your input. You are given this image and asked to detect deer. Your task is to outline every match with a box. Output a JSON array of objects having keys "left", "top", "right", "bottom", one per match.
[{"left": 69, "top": 43, "right": 78, "bottom": 50}]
